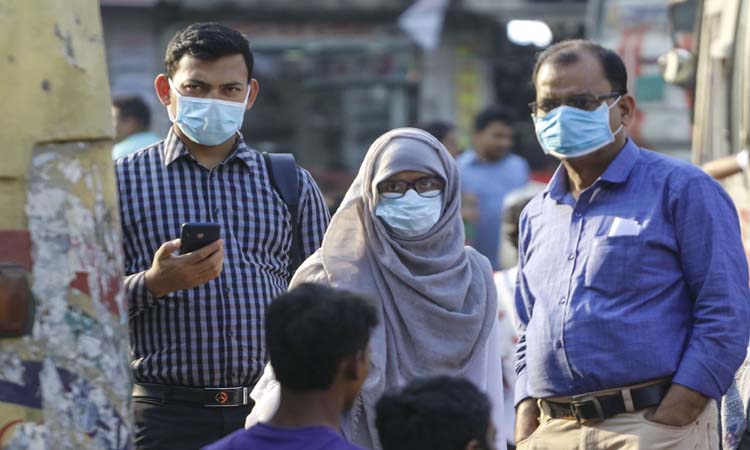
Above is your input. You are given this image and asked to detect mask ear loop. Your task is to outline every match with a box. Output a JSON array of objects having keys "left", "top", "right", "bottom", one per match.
[
  {"left": 607, "top": 96, "right": 624, "bottom": 136},
  {"left": 167, "top": 78, "right": 180, "bottom": 123}
]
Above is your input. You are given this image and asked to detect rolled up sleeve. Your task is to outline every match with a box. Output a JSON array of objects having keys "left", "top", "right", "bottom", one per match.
[
  {"left": 671, "top": 175, "right": 750, "bottom": 400},
  {"left": 125, "top": 270, "right": 161, "bottom": 318}
]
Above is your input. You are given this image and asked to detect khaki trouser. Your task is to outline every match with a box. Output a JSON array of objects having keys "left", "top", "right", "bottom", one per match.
[{"left": 516, "top": 400, "right": 718, "bottom": 450}]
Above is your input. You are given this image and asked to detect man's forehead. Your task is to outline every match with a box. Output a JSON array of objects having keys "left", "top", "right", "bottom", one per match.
[
  {"left": 535, "top": 53, "right": 611, "bottom": 98},
  {"left": 173, "top": 54, "right": 248, "bottom": 84}
]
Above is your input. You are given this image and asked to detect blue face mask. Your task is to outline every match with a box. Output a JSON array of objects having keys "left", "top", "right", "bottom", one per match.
[
  {"left": 533, "top": 98, "right": 623, "bottom": 159},
  {"left": 375, "top": 190, "right": 443, "bottom": 238},
  {"left": 168, "top": 79, "right": 250, "bottom": 146}
]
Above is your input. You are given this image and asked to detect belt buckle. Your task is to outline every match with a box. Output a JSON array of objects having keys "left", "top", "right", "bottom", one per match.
[
  {"left": 204, "top": 387, "right": 248, "bottom": 408},
  {"left": 570, "top": 394, "right": 605, "bottom": 424}
]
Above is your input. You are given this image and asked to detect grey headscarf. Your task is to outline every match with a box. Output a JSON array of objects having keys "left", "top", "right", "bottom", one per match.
[{"left": 296, "top": 127, "right": 497, "bottom": 448}]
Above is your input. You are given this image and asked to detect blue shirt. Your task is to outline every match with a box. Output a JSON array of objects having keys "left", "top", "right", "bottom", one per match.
[
  {"left": 112, "top": 130, "right": 162, "bottom": 159},
  {"left": 457, "top": 150, "right": 530, "bottom": 269},
  {"left": 117, "top": 130, "right": 330, "bottom": 387},
  {"left": 514, "top": 139, "right": 750, "bottom": 404},
  {"left": 203, "top": 423, "right": 363, "bottom": 450}
]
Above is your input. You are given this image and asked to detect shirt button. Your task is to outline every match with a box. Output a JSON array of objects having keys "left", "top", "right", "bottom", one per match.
[
  {"left": 223, "top": 287, "right": 232, "bottom": 295},
  {"left": 574, "top": 211, "right": 582, "bottom": 218},
  {"left": 555, "top": 341, "right": 563, "bottom": 349},
  {"left": 559, "top": 296, "right": 567, "bottom": 304},
  {"left": 213, "top": 208, "right": 220, "bottom": 216},
  {"left": 567, "top": 253, "right": 575, "bottom": 261}
]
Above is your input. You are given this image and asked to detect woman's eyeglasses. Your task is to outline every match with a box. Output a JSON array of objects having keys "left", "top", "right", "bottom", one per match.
[{"left": 378, "top": 176, "right": 445, "bottom": 199}]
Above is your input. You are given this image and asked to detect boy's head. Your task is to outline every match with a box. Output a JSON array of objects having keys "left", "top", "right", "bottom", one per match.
[
  {"left": 473, "top": 106, "right": 515, "bottom": 162},
  {"left": 266, "top": 283, "right": 378, "bottom": 411},
  {"left": 375, "top": 376, "right": 496, "bottom": 450}
]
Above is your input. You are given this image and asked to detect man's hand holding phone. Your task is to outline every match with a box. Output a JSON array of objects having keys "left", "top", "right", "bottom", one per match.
[{"left": 144, "top": 223, "right": 224, "bottom": 298}]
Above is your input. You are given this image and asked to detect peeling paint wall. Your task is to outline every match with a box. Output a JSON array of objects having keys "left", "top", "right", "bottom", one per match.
[{"left": 0, "top": 1, "right": 131, "bottom": 449}]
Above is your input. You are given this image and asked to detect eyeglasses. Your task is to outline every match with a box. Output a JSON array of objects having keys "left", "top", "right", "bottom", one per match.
[
  {"left": 377, "top": 176, "right": 445, "bottom": 199},
  {"left": 529, "top": 92, "right": 623, "bottom": 116}
]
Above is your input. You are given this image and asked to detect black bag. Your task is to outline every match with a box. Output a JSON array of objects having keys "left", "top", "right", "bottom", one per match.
[{"left": 262, "top": 152, "right": 302, "bottom": 274}]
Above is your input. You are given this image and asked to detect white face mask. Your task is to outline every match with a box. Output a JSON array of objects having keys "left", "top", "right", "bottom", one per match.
[
  {"left": 375, "top": 190, "right": 443, "bottom": 238},
  {"left": 168, "top": 79, "right": 250, "bottom": 146}
]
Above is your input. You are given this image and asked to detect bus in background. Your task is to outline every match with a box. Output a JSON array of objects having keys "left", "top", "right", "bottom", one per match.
[
  {"left": 663, "top": 0, "right": 750, "bottom": 257},
  {"left": 586, "top": 0, "right": 698, "bottom": 160}
]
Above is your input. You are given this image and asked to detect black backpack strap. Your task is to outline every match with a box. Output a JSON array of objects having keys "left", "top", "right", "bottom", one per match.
[{"left": 262, "top": 152, "right": 302, "bottom": 274}]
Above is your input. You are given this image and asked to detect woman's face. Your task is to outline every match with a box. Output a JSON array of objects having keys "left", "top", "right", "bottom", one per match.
[{"left": 373, "top": 170, "right": 446, "bottom": 238}]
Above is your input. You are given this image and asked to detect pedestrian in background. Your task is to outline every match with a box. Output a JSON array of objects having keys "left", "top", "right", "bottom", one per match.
[
  {"left": 514, "top": 39, "right": 749, "bottom": 450},
  {"left": 247, "top": 128, "right": 504, "bottom": 450},
  {"left": 117, "top": 22, "right": 329, "bottom": 450},
  {"left": 416, "top": 120, "right": 479, "bottom": 245},
  {"left": 457, "top": 106, "right": 530, "bottom": 270},
  {"left": 492, "top": 183, "right": 543, "bottom": 450},
  {"left": 376, "top": 376, "right": 497, "bottom": 450},
  {"left": 111, "top": 95, "right": 161, "bottom": 159},
  {"left": 417, "top": 121, "right": 461, "bottom": 157},
  {"left": 203, "top": 283, "right": 377, "bottom": 450}
]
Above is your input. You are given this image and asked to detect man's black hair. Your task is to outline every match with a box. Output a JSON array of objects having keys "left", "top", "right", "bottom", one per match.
[
  {"left": 267, "top": 283, "right": 378, "bottom": 391},
  {"left": 113, "top": 96, "right": 151, "bottom": 128},
  {"left": 417, "top": 121, "right": 455, "bottom": 142},
  {"left": 375, "top": 376, "right": 492, "bottom": 450},
  {"left": 474, "top": 106, "right": 515, "bottom": 132},
  {"left": 532, "top": 39, "right": 628, "bottom": 94},
  {"left": 165, "top": 22, "right": 254, "bottom": 81}
]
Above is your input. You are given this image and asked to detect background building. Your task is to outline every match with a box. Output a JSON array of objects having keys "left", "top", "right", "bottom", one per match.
[{"left": 99, "top": 0, "right": 588, "bottom": 201}]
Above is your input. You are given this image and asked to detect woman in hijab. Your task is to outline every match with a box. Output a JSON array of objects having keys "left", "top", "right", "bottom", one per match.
[{"left": 248, "top": 128, "right": 504, "bottom": 450}]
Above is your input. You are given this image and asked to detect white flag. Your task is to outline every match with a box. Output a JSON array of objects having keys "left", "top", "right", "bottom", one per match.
[{"left": 398, "top": 0, "right": 450, "bottom": 51}]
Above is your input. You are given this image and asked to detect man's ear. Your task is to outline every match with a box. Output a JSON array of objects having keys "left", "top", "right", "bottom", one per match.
[
  {"left": 154, "top": 74, "right": 172, "bottom": 107},
  {"left": 618, "top": 94, "right": 636, "bottom": 128},
  {"left": 340, "top": 349, "right": 369, "bottom": 381},
  {"left": 341, "top": 355, "right": 359, "bottom": 381},
  {"left": 463, "top": 439, "right": 481, "bottom": 450},
  {"left": 246, "top": 78, "right": 260, "bottom": 111}
]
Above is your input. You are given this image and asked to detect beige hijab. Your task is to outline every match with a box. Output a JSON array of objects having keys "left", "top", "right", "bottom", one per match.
[{"left": 293, "top": 127, "right": 497, "bottom": 449}]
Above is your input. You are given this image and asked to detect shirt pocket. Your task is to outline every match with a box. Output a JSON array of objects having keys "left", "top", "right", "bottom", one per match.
[{"left": 584, "top": 236, "right": 642, "bottom": 295}]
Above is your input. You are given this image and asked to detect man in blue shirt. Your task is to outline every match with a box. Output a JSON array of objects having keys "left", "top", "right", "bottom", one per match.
[
  {"left": 111, "top": 96, "right": 161, "bottom": 159},
  {"left": 457, "top": 107, "right": 530, "bottom": 270},
  {"left": 514, "top": 39, "right": 750, "bottom": 450}
]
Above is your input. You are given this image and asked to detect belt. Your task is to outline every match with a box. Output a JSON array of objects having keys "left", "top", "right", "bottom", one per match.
[
  {"left": 133, "top": 383, "right": 255, "bottom": 408},
  {"left": 540, "top": 379, "right": 671, "bottom": 424}
]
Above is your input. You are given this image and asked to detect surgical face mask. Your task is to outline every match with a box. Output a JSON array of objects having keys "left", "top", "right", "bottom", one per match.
[
  {"left": 533, "top": 97, "right": 623, "bottom": 159},
  {"left": 168, "top": 79, "right": 250, "bottom": 146},
  {"left": 375, "top": 189, "right": 443, "bottom": 238}
]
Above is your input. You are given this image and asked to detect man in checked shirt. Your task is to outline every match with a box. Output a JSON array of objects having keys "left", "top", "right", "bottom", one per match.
[{"left": 115, "top": 23, "right": 330, "bottom": 450}]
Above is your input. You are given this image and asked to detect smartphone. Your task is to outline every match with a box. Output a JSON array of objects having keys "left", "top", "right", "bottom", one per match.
[{"left": 179, "top": 222, "right": 221, "bottom": 254}]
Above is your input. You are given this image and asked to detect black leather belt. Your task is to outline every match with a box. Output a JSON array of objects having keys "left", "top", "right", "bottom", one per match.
[
  {"left": 133, "top": 383, "right": 255, "bottom": 408},
  {"left": 540, "top": 380, "right": 670, "bottom": 424}
]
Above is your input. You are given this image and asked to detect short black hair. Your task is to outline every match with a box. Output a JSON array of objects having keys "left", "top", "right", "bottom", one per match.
[
  {"left": 474, "top": 106, "right": 515, "bottom": 132},
  {"left": 165, "top": 22, "right": 254, "bottom": 81},
  {"left": 417, "top": 121, "right": 455, "bottom": 142},
  {"left": 113, "top": 96, "right": 151, "bottom": 127},
  {"left": 532, "top": 39, "right": 628, "bottom": 94},
  {"left": 375, "top": 376, "right": 492, "bottom": 450},
  {"left": 267, "top": 283, "right": 378, "bottom": 391}
]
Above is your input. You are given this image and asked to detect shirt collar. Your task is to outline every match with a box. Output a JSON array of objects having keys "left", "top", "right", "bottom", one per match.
[
  {"left": 464, "top": 148, "right": 512, "bottom": 165},
  {"left": 544, "top": 138, "right": 639, "bottom": 202},
  {"left": 163, "top": 127, "right": 256, "bottom": 171}
]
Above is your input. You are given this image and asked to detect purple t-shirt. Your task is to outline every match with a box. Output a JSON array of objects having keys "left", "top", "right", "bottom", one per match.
[{"left": 202, "top": 423, "right": 363, "bottom": 450}]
